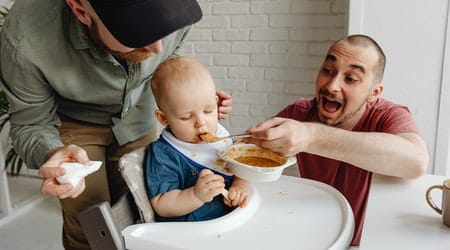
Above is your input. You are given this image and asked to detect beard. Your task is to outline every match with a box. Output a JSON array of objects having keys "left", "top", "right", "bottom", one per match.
[
  {"left": 108, "top": 48, "right": 154, "bottom": 64},
  {"left": 317, "top": 89, "right": 369, "bottom": 128},
  {"left": 89, "top": 20, "right": 153, "bottom": 64}
]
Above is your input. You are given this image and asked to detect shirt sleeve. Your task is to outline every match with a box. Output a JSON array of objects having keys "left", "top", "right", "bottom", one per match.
[
  {"left": 378, "top": 105, "right": 418, "bottom": 134},
  {"left": 145, "top": 141, "right": 183, "bottom": 199},
  {"left": 0, "top": 30, "right": 63, "bottom": 169}
]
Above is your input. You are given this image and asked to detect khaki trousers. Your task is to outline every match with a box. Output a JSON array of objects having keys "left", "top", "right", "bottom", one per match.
[{"left": 58, "top": 116, "right": 158, "bottom": 250}]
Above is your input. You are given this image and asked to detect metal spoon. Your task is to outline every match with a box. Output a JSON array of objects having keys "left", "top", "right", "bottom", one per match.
[{"left": 217, "top": 133, "right": 251, "bottom": 142}]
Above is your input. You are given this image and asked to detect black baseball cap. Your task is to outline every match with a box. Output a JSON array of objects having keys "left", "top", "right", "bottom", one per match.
[{"left": 88, "top": 0, "right": 202, "bottom": 48}]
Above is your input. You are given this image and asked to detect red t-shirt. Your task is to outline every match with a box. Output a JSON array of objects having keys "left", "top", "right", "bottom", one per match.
[{"left": 277, "top": 98, "right": 418, "bottom": 246}]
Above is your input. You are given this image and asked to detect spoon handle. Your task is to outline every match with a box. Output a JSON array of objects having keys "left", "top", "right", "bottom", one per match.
[{"left": 224, "top": 133, "right": 251, "bottom": 142}]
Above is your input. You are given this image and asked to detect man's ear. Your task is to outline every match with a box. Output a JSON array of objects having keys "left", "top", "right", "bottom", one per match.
[
  {"left": 369, "top": 83, "right": 383, "bottom": 101},
  {"left": 154, "top": 110, "right": 169, "bottom": 127},
  {"left": 66, "top": 0, "right": 91, "bottom": 26}
]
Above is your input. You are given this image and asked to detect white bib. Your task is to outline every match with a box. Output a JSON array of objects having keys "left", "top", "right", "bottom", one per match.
[{"left": 161, "top": 124, "right": 233, "bottom": 176}]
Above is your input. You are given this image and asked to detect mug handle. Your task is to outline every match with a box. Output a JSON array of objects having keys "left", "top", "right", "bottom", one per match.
[{"left": 425, "top": 185, "right": 443, "bottom": 215}]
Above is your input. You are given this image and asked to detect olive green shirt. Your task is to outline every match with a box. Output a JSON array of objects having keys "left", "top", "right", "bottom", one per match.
[{"left": 0, "top": 0, "right": 191, "bottom": 169}]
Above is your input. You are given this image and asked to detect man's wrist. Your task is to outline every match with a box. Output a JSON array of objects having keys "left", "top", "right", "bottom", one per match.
[{"left": 45, "top": 146, "right": 63, "bottom": 161}]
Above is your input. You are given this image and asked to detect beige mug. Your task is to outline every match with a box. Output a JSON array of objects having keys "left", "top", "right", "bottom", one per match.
[{"left": 426, "top": 179, "right": 450, "bottom": 227}]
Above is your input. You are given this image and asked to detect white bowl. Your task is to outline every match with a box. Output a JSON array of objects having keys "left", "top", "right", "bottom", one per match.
[{"left": 218, "top": 143, "right": 297, "bottom": 182}]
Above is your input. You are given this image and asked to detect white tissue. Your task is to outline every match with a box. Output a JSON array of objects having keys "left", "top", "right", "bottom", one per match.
[{"left": 56, "top": 161, "right": 102, "bottom": 187}]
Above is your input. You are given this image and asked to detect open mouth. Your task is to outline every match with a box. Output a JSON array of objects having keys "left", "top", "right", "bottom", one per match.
[
  {"left": 195, "top": 134, "right": 206, "bottom": 143},
  {"left": 322, "top": 97, "right": 342, "bottom": 113}
]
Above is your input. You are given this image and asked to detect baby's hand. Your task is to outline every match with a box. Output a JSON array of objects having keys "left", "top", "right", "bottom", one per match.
[
  {"left": 193, "top": 169, "right": 225, "bottom": 203},
  {"left": 224, "top": 177, "right": 250, "bottom": 208}
]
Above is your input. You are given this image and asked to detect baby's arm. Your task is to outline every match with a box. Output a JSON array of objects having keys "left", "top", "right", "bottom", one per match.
[
  {"left": 150, "top": 169, "right": 225, "bottom": 217},
  {"left": 224, "top": 177, "right": 250, "bottom": 208}
]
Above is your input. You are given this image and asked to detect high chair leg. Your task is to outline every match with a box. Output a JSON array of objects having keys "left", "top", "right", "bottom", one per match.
[{"left": 78, "top": 192, "right": 138, "bottom": 250}]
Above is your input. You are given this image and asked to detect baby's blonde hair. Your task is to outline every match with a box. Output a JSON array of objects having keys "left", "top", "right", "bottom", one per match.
[{"left": 151, "top": 56, "right": 213, "bottom": 110}]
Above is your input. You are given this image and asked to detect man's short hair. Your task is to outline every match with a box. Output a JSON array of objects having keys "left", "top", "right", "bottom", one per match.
[{"left": 333, "top": 34, "right": 386, "bottom": 83}]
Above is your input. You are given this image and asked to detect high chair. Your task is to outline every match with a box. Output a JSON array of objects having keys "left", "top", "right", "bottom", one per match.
[{"left": 78, "top": 147, "right": 355, "bottom": 250}]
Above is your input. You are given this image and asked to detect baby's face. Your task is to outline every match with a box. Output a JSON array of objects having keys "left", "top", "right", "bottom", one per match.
[{"left": 162, "top": 79, "right": 219, "bottom": 143}]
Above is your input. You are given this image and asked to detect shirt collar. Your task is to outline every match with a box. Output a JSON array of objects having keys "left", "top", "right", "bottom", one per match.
[
  {"left": 68, "top": 12, "right": 120, "bottom": 64},
  {"left": 68, "top": 12, "right": 95, "bottom": 50}
]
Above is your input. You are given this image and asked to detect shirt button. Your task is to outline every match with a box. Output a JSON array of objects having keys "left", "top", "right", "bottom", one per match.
[{"left": 124, "top": 107, "right": 129, "bottom": 112}]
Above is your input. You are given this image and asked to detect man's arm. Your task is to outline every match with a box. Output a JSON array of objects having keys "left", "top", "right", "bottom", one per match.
[
  {"left": 1, "top": 28, "right": 63, "bottom": 169},
  {"left": 246, "top": 117, "right": 429, "bottom": 179},
  {"left": 304, "top": 123, "right": 428, "bottom": 178}
]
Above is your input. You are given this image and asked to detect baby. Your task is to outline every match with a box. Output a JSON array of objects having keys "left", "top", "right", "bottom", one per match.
[{"left": 145, "top": 56, "right": 250, "bottom": 222}]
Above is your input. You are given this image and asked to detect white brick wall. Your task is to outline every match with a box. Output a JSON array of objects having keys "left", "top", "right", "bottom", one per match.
[{"left": 183, "top": 0, "right": 347, "bottom": 134}]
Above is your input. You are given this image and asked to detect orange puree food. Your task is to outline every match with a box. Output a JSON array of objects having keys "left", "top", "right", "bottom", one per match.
[
  {"left": 200, "top": 133, "right": 219, "bottom": 142},
  {"left": 234, "top": 156, "right": 280, "bottom": 167}
]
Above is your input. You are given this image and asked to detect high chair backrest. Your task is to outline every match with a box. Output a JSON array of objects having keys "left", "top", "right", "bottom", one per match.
[{"left": 118, "top": 147, "right": 155, "bottom": 223}]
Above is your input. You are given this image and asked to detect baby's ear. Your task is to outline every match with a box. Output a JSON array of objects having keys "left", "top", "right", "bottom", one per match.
[{"left": 154, "top": 110, "right": 169, "bottom": 126}]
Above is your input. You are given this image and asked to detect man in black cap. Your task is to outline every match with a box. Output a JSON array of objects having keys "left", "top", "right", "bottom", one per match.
[{"left": 0, "top": 0, "right": 231, "bottom": 249}]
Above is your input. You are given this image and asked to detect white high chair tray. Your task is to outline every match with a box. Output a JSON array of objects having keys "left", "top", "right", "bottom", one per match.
[{"left": 122, "top": 175, "right": 354, "bottom": 250}]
